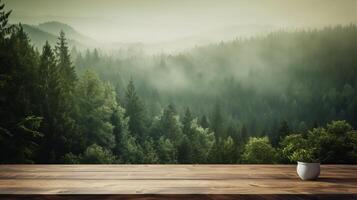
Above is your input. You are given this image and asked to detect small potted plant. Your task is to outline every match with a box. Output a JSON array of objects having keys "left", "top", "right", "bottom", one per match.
[
  {"left": 281, "top": 134, "right": 320, "bottom": 181},
  {"left": 289, "top": 148, "right": 320, "bottom": 180}
]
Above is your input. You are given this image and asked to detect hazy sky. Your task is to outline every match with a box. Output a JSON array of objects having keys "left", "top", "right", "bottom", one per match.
[{"left": 4, "top": 0, "right": 357, "bottom": 43}]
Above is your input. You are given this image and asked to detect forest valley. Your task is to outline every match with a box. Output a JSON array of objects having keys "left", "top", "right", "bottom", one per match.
[{"left": 1, "top": 2, "right": 357, "bottom": 164}]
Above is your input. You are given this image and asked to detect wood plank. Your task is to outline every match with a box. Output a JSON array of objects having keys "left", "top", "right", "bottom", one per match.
[
  {"left": 0, "top": 165, "right": 356, "bottom": 199},
  {"left": 1, "top": 194, "right": 357, "bottom": 200}
]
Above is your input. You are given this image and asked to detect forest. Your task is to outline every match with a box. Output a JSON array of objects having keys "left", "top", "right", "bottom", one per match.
[{"left": 1, "top": 2, "right": 357, "bottom": 164}]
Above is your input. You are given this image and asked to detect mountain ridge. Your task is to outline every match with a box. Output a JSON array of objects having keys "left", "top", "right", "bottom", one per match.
[{"left": 22, "top": 21, "right": 96, "bottom": 50}]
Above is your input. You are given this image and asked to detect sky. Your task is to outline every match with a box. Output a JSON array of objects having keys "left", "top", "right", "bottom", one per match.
[{"left": 4, "top": 0, "right": 357, "bottom": 43}]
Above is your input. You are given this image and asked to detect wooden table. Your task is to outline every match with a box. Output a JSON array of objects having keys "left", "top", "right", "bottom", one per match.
[{"left": 0, "top": 165, "right": 356, "bottom": 199}]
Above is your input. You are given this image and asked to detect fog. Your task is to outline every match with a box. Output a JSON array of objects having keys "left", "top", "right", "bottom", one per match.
[
  {"left": 1, "top": 0, "right": 357, "bottom": 164},
  {"left": 5, "top": 0, "right": 357, "bottom": 45}
]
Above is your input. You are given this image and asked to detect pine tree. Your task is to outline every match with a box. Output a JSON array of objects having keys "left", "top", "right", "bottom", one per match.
[
  {"left": 273, "top": 120, "right": 290, "bottom": 146},
  {"left": 33, "top": 37, "right": 79, "bottom": 163},
  {"left": 189, "top": 119, "right": 215, "bottom": 163},
  {"left": 81, "top": 144, "right": 116, "bottom": 164},
  {"left": 177, "top": 135, "right": 192, "bottom": 163},
  {"left": 161, "top": 104, "right": 183, "bottom": 143},
  {"left": 55, "top": 31, "right": 76, "bottom": 89},
  {"left": 0, "top": 1, "right": 15, "bottom": 38},
  {"left": 125, "top": 78, "right": 146, "bottom": 142},
  {"left": 242, "top": 137, "right": 277, "bottom": 164},
  {"left": 182, "top": 107, "right": 193, "bottom": 136},
  {"left": 76, "top": 71, "right": 116, "bottom": 150},
  {"left": 221, "top": 136, "right": 236, "bottom": 163},
  {"left": 200, "top": 115, "right": 209, "bottom": 129},
  {"left": 142, "top": 138, "right": 159, "bottom": 163},
  {"left": 37, "top": 41, "right": 63, "bottom": 162},
  {"left": 39, "top": 31, "right": 79, "bottom": 162},
  {"left": 240, "top": 124, "right": 248, "bottom": 143},
  {"left": 0, "top": 20, "right": 42, "bottom": 163},
  {"left": 211, "top": 103, "right": 224, "bottom": 138},
  {"left": 111, "top": 106, "right": 129, "bottom": 157},
  {"left": 157, "top": 136, "right": 176, "bottom": 163}
]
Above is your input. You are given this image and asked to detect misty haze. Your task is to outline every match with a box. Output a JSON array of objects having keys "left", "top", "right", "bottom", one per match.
[{"left": 1, "top": 0, "right": 357, "bottom": 165}]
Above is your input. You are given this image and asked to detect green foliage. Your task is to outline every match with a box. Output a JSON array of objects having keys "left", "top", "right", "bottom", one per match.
[
  {"left": 199, "top": 115, "right": 209, "bottom": 129},
  {"left": 221, "top": 136, "right": 236, "bottom": 163},
  {"left": 290, "top": 149, "right": 317, "bottom": 163},
  {"left": 76, "top": 70, "right": 115, "bottom": 149},
  {"left": 81, "top": 144, "right": 116, "bottom": 164},
  {"left": 112, "top": 106, "right": 145, "bottom": 163},
  {"left": 1, "top": 0, "right": 357, "bottom": 164},
  {"left": 177, "top": 135, "right": 192, "bottom": 163},
  {"left": 211, "top": 103, "right": 224, "bottom": 138},
  {"left": 17, "top": 116, "right": 43, "bottom": 137},
  {"left": 326, "top": 120, "right": 353, "bottom": 135},
  {"left": 0, "top": 11, "right": 42, "bottom": 162},
  {"left": 280, "top": 120, "right": 357, "bottom": 163},
  {"left": 37, "top": 40, "right": 74, "bottom": 162},
  {"left": 0, "top": 1, "right": 16, "bottom": 38},
  {"left": 272, "top": 120, "right": 290, "bottom": 146},
  {"left": 189, "top": 119, "right": 215, "bottom": 163},
  {"left": 242, "top": 137, "right": 277, "bottom": 164},
  {"left": 280, "top": 134, "right": 318, "bottom": 163},
  {"left": 118, "top": 131, "right": 144, "bottom": 163},
  {"left": 157, "top": 136, "right": 176, "bottom": 163},
  {"left": 124, "top": 78, "right": 147, "bottom": 142},
  {"left": 142, "top": 138, "right": 159, "bottom": 163},
  {"left": 62, "top": 152, "right": 81, "bottom": 164},
  {"left": 36, "top": 30, "right": 81, "bottom": 163},
  {"left": 182, "top": 107, "right": 193, "bottom": 136},
  {"left": 160, "top": 104, "right": 183, "bottom": 144},
  {"left": 280, "top": 134, "right": 309, "bottom": 162},
  {"left": 55, "top": 31, "right": 76, "bottom": 85},
  {"left": 280, "top": 133, "right": 320, "bottom": 163},
  {"left": 309, "top": 120, "right": 357, "bottom": 163}
]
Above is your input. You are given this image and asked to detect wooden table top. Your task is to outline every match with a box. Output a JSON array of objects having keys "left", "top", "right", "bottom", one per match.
[{"left": 0, "top": 165, "right": 356, "bottom": 199}]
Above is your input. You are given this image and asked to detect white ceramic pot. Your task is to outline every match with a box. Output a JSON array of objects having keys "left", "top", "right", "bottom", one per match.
[{"left": 296, "top": 162, "right": 320, "bottom": 180}]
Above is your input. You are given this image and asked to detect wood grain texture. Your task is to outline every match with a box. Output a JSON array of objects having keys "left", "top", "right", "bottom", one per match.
[
  {"left": 1, "top": 194, "right": 357, "bottom": 200},
  {"left": 0, "top": 165, "right": 356, "bottom": 199}
]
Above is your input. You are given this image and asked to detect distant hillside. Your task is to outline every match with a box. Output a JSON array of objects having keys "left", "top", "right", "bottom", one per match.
[
  {"left": 38, "top": 21, "right": 95, "bottom": 45},
  {"left": 22, "top": 22, "right": 96, "bottom": 50},
  {"left": 22, "top": 24, "right": 58, "bottom": 48},
  {"left": 109, "top": 24, "right": 276, "bottom": 54}
]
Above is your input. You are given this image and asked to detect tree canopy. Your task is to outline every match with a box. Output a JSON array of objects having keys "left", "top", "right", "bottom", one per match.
[{"left": 0, "top": 1, "right": 357, "bottom": 164}]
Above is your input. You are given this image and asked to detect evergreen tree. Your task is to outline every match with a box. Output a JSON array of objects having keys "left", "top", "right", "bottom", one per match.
[
  {"left": 37, "top": 31, "right": 79, "bottom": 162},
  {"left": 189, "top": 119, "right": 215, "bottom": 163},
  {"left": 111, "top": 106, "right": 130, "bottom": 156},
  {"left": 76, "top": 71, "right": 115, "bottom": 150},
  {"left": 0, "top": 1, "right": 15, "bottom": 38},
  {"left": 125, "top": 78, "right": 147, "bottom": 142},
  {"left": 200, "top": 115, "right": 209, "bottom": 129},
  {"left": 119, "top": 130, "right": 144, "bottom": 163},
  {"left": 160, "top": 104, "right": 183, "bottom": 144},
  {"left": 111, "top": 104, "right": 147, "bottom": 163},
  {"left": 157, "top": 136, "right": 176, "bottom": 163},
  {"left": 221, "top": 136, "right": 236, "bottom": 163},
  {"left": 242, "top": 137, "right": 277, "bottom": 164},
  {"left": 177, "top": 135, "right": 193, "bottom": 163},
  {"left": 208, "top": 139, "right": 222, "bottom": 163},
  {"left": 142, "top": 138, "right": 159, "bottom": 163},
  {"left": 81, "top": 144, "right": 116, "bottom": 164},
  {"left": 240, "top": 124, "right": 248, "bottom": 143},
  {"left": 182, "top": 107, "right": 193, "bottom": 136},
  {"left": 273, "top": 120, "right": 290, "bottom": 146},
  {"left": 55, "top": 31, "right": 76, "bottom": 87},
  {"left": 0, "top": 22, "right": 42, "bottom": 163},
  {"left": 2, "top": 0, "right": 357, "bottom": 165},
  {"left": 211, "top": 103, "right": 224, "bottom": 138},
  {"left": 37, "top": 41, "right": 65, "bottom": 162}
]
